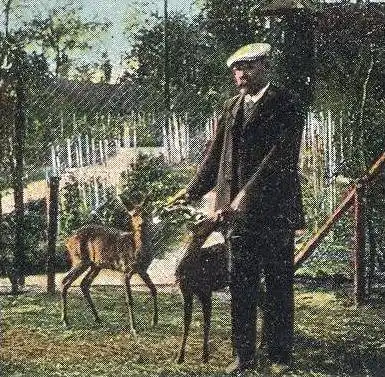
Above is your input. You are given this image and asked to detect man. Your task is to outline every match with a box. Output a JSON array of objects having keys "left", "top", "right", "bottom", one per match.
[{"left": 174, "top": 43, "right": 305, "bottom": 373}]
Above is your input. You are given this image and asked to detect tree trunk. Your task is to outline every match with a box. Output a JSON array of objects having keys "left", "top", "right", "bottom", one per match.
[
  {"left": 13, "top": 57, "right": 27, "bottom": 293},
  {"left": 163, "top": 0, "right": 171, "bottom": 162},
  {"left": 46, "top": 176, "right": 60, "bottom": 294}
]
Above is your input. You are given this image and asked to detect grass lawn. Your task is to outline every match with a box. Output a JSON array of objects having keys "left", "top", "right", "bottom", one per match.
[{"left": 1, "top": 284, "right": 385, "bottom": 377}]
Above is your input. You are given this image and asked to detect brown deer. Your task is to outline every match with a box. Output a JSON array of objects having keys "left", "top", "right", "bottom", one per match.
[
  {"left": 61, "top": 204, "right": 158, "bottom": 335},
  {"left": 175, "top": 223, "right": 266, "bottom": 364},
  {"left": 176, "top": 239, "right": 229, "bottom": 363}
]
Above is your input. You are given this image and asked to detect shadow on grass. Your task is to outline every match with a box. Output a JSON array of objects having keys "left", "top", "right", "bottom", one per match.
[{"left": 2, "top": 286, "right": 385, "bottom": 376}]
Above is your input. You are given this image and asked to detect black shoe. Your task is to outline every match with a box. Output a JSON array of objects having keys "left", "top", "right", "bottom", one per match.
[
  {"left": 268, "top": 353, "right": 291, "bottom": 365},
  {"left": 225, "top": 357, "right": 256, "bottom": 375}
]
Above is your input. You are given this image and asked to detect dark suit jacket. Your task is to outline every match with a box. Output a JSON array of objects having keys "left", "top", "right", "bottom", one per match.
[{"left": 186, "top": 85, "right": 305, "bottom": 230}]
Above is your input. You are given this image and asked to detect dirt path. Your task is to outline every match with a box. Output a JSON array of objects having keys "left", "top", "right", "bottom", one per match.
[
  {"left": 1, "top": 147, "right": 163, "bottom": 215},
  {"left": 0, "top": 192, "right": 221, "bottom": 293}
]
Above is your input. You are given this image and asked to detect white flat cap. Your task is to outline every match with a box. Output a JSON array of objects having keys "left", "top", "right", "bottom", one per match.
[{"left": 226, "top": 43, "right": 271, "bottom": 68}]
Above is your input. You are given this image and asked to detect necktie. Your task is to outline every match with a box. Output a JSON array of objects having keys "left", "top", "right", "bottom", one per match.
[{"left": 243, "top": 99, "right": 255, "bottom": 121}]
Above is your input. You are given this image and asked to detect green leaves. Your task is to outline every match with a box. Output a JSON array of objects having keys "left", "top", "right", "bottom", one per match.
[{"left": 25, "top": 3, "right": 110, "bottom": 77}]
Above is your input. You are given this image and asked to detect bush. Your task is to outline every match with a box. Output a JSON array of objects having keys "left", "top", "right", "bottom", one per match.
[
  {"left": 0, "top": 199, "right": 48, "bottom": 277},
  {"left": 119, "top": 153, "right": 195, "bottom": 257}
]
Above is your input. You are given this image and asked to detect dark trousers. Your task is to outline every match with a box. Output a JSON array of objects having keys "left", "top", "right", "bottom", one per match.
[{"left": 227, "top": 225, "right": 295, "bottom": 364}]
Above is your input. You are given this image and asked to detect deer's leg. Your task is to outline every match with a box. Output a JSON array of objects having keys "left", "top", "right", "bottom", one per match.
[
  {"left": 198, "top": 291, "right": 212, "bottom": 363},
  {"left": 177, "top": 288, "right": 193, "bottom": 364},
  {"left": 124, "top": 270, "right": 137, "bottom": 336},
  {"left": 61, "top": 262, "right": 91, "bottom": 327},
  {"left": 80, "top": 265, "right": 102, "bottom": 323},
  {"left": 138, "top": 270, "right": 158, "bottom": 327}
]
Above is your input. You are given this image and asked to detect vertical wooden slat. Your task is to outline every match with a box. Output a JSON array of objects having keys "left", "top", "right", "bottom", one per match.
[{"left": 66, "top": 138, "right": 72, "bottom": 168}]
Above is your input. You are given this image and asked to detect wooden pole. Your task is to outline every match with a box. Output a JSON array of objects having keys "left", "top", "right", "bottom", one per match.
[
  {"left": 75, "top": 139, "right": 80, "bottom": 168},
  {"left": 91, "top": 138, "right": 96, "bottom": 165},
  {"left": 163, "top": 0, "right": 171, "bottom": 162},
  {"left": 133, "top": 124, "right": 137, "bottom": 149},
  {"left": 77, "top": 135, "right": 83, "bottom": 167},
  {"left": 124, "top": 119, "right": 130, "bottom": 148},
  {"left": 295, "top": 151, "right": 385, "bottom": 269},
  {"left": 185, "top": 114, "right": 190, "bottom": 161},
  {"left": 354, "top": 181, "right": 366, "bottom": 306},
  {"left": 13, "top": 56, "right": 27, "bottom": 292},
  {"left": 168, "top": 121, "right": 174, "bottom": 163},
  {"left": 46, "top": 176, "right": 60, "bottom": 294},
  {"left": 104, "top": 137, "right": 109, "bottom": 161},
  {"left": 295, "top": 188, "right": 356, "bottom": 269},
  {"left": 51, "top": 145, "right": 57, "bottom": 176},
  {"left": 85, "top": 133, "right": 91, "bottom": 166},
  {"left": 162, "top": 122, "right": 168, "bottom": 162},
  {"left": 98, "top": 139, "right": 104, "bottom": 165},
  {"left": 93, "top": 176, "right": 100, "bottom": 207},
  {"left": 55, "top": 145, "right": 61, "bottom": 173}
]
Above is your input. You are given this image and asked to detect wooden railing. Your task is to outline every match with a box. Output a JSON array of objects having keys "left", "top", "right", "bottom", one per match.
[{"left": 294, "top": 152, "right": 385, "bottom": 305}]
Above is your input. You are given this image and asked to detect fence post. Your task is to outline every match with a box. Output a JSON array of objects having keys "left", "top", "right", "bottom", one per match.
[
  {"left": 51, "top": 145, "right": 58, "bottom": 176},
  {"left": 162, "top": 122, "right": 168, "bottom": 163},
  {"left": 354, "top": 180, "right": 366, "bottom": 306},
  {"left": 98, "top": 139, "right": 104, "bottom": 165},
  {"left": 66, "top": 138, "right": 72, "bottom": 168},
  {"left": 77, "top": 135, "right": 83, "bottom": 167},
  {"left": 124, "top": 119, "right": 130, "bottom": 148},
  {"left": 46, "top": 176, "right": 60, "bottom": 294},
  {"left": 91, "top": 137, "right": 96, "bottom": 165},
  {"left": 85, "top": 133, "right": 91, "bottom": 166}
]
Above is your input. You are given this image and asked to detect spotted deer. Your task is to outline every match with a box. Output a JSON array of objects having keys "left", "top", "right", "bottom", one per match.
[{"left": 61, "top": 204, "right": 157, "bottom": 335}]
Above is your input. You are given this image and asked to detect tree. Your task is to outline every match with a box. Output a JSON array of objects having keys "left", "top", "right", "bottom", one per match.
[
  {"left": 26, "top": 2, "right": 110, "bottom": 77},
  {"left": 313, "top": 4, "right": 385, "bottom": 177},
  {"left": 100, "top": 51, "right": 112, "bottom": 83},
  {"left": 200, "top": 0, "right": 260, "bottom": 51},
  {"left": 123, "top": 11, "right": 231, "bottom": 131}
]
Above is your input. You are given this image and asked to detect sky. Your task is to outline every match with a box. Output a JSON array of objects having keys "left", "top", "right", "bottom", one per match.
[
  {"left": 78, "top": 0, "right": 198, "bottom": 67},
  {"left": 3, "top": 0, "right": 198, "bottom": 79}
]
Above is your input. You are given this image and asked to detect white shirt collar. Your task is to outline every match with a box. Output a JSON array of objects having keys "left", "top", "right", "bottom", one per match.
[{"left": 244, "top": 82, "right": 270, "bottom": 104}]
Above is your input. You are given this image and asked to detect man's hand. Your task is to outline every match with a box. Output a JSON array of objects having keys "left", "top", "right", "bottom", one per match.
[{"left": 213, "top": 206, "right": 236, "bottom": 224}]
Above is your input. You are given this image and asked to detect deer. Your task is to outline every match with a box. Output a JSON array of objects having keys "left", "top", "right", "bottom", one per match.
[
  {"left": 61, "top": 202, "right": 158, "bottom": 336},
  {"left": 175, "top": 219, "right": 266, "bottom": 364},
  {"left": 176, "top": 238, "right": 229, "bottom": 364}
]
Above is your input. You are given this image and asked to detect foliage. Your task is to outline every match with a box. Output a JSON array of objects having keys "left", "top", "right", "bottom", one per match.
[
  {"left": 1, "top": 287, "right": 385, "bottom": 376},
  {"left": 200, "top": 0, "right": 263, "bottom": 51},
  {"left": 59, "top": 176, "right": 130, "bottom": 235},
  {"left": 57, "top": 154, "right": 195, "bottom": 261},
  {"left": 313, "top": 4, "right": 385, "bottom": 177},
  {"left": 88, "top": 188, "right": 133, "bottom": 232},
  {"left": 0, "top": 199, "right": 48, "bottom": 276},
  {"left": 367, "top": 178, "right": 385, "bottom": 274},
  {"left": 25, "top": 2, "right": 110, "bottom": 77},
  {"left": 0, "top": 0, "right": 112, "bottom": 180},
  {"left": 120, "top": 153, "right": 194, "bottom": 212},
  {"left": 119, "top": 153, "right": 195, "bottom": 257},
  {"left": 122, "top": 11, "right": 233, "bottom": 127},
  {"left": 59, "top": 176, "right": 89, "bottom": 237}
]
